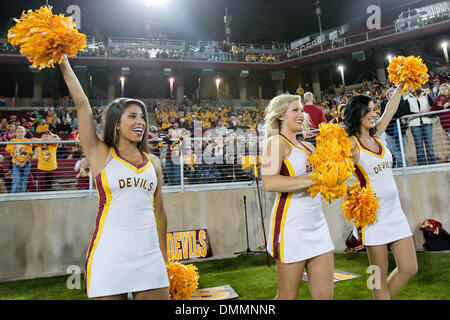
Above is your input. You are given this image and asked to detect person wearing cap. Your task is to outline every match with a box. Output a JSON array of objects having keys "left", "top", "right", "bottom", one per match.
[
  {"left": 31, "top": 131, "right": 60, "bottom": 191},
  {"left": 148, "top": 126, "right": 162, "bottom": 158}
]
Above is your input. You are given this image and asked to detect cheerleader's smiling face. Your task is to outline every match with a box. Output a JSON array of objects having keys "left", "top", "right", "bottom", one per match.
[
  {"left": 360, "top": 101, "right": 378, "bottom": 129},
  {"left": 280, "top": 99, "right": 304, "bottom": 132},
  {"left": 118, "top": 104, "right": 147, "bottom": 143}
]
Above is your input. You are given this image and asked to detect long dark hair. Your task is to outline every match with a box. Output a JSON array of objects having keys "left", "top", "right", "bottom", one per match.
[
  {"left": 102, "top": 98, "right": 150, "bottom": 153},
  {"left": 344, "top": 94, "right": 377, "bottom": 137}
]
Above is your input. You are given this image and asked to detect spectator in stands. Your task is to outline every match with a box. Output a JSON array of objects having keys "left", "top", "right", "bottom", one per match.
[
  {"left": 36, "top": 119, "right": 50, "bottom": 135},
  {"left": 31, "top": 131, "right": 60, "bottom": 191},
  {"left": 183, "top": 145, "right": 200, "bottom": 183},
  {"left": 148, "top": 126, "right": 162, "bottom": 158},
  {"left": 0, "top": 154, "right": 8, "bottom": 193},
  {"left": 431, "top": 83, "right": 450, "bottom": 140},
  {"left": 24, "top": 124, "right": 34, "bottom": 139},
  {"left": 163, "top": 128, "right": 181, "bottom": 185},
  {"left": 57, "top": 117, "right": 72, "bottom": 133},
  {"left": 68, "top": 143, "right": 83, "bottom": 159},
  {"left": 69, "top": 112, "right": 79, "bottom": 131},
  {"left": 75, "top": 155, "right": 90, "bottom": 190},
  {"left": 302, "top": 92, "right": 326, "bottom": 146},
  {"left": 403, "top": 87, "right": 436, "bottom": 165},
  {"left": 0, "top": 118, "right": 8, "bottom": 133},
  {"left": 27, "top": 109, "right": 41, "bottom": 132},
  {"left": 431, "top": 79, "right": 440, "bottom": 98},
  {"left": 70, "top": 127, "right": 80, "bottom": 141},
  {"left": 330, "top": 104, "right": 345, "bottom": 124},
  {"left": 5, "top": 126, "right": 33, "bottom": 193},
  {"left": 21, "top": 117, "right": 31, "bottom": 129},
  {"left": 2, "top": 123, "right": 15, "bottom": 141},
  {"left": 380, "top": 88, "right": 411, "bottom": 168},
  {"left": 231, "top": 43, "right": 238, "bottom": 61},
  {"left": 201, "top": 145, "right": 221, "bottom": 183},
  {"left": 45, "top": 108, "right": 59, "bottom": 131}
]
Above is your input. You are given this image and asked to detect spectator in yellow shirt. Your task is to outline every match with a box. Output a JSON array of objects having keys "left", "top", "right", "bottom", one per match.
[
  {"left": 5, "top": 126, "right": 33, "bottom": 193},
  {"left": 36, "top": 119, "right": 50, "bottom": 135},
  {"left": 31, "top": 131, "right": 60, "bottom": 191}
]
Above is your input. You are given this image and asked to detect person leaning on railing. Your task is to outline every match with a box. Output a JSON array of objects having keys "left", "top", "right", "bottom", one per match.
[
  {"left": 5, "top": 126, "right": 33, "bottom": 193},
  {"left": 431, "top": 82, "right": 450, "bottom": 140},
  {"left": 30, "top": 130, "right": 60, "bottom": 191},
  {"left": 74, "top": 155, "right": 90, "bottom": 190},
  {"left": 403, "top": 86, "right": 436, "bottom": 165}
]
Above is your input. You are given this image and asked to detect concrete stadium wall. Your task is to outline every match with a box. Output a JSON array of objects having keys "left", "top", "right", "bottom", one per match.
[{"left": 0, "top": 171, "right": 448, "bottom": 281}]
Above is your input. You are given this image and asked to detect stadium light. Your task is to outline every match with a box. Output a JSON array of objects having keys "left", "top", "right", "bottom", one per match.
[
  {"left": 169, "top": 77, "right": 174, "bottom": 99},
  {"left": 215, "top": 78, "right": 221, "bottom": 98},
  {"left": 338, "top": 65, "right": 345, "bottom": 87},
  {"left": 140, "top": 0, "right": 170, "bottom": 8},
  {"left": 386, "top": 54, "right": 393, "bottom": 63},
  {"left": 120, "top": 76, "right": 125, "bottom": 97},
  {"left": 442, "top": 41, "right": 449, "bottom": 64}
]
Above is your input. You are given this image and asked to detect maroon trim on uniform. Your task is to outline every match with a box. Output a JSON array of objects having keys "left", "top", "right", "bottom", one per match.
[
  {"left": 298, "top": 140, "right": 313, "bottom": 154},
  {"left": 84, "top": 174, "right": 107, "bottom": 294},
  {"left": 271, "top": 162, "right": 290, "bottom": 260},
  {"left": 353, "top": 164, "right": 367, "bottom": 243},
  {"left": 354, "top": 165, "right": 367, "bottom": 188},
  {"left": 355, "top": 135, "right": 382, "bottom": 156},
  {"left": 279, "top": 133, "right": 312, "bottom": 155},
  {"left": 114, "top": 146, "right": 148, "bottom": 169}
]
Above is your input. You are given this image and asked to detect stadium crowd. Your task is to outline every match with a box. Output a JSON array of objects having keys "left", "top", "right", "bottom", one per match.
[{"left": 0, "top": 70, "right": 449, "bottom": 193}]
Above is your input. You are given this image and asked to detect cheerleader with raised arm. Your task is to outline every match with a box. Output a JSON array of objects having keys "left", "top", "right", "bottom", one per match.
[
  {"left": 60, "top": 57, "right": 170, "bottom": 300},
  {"left": 344, "top": 83, "right": 418, "bottom": 300}
]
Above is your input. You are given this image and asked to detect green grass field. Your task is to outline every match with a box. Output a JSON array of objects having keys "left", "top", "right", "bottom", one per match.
[{"left": 0, "top": 252, "right": 448, "bottom": 300}]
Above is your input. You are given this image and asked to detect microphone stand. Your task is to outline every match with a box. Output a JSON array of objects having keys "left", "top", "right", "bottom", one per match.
[
  {"left": 234, "top": 195, "right": 259, "bottom": 257},
  {"left": 253, "top": 164, "right": 271, "bottom": 267}
]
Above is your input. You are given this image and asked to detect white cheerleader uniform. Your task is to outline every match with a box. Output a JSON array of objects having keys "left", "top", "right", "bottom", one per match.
[
  {"left": 85, "top": 147, "right": 169, "bottom": 298},
  {"left": 267, "top": 134, "right": 335, "bottom": 264},
  {"left": 352, "top": 135, "right": 412, "bottom": 246}
]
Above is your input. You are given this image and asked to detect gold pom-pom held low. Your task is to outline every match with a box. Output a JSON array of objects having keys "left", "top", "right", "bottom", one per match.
[
  {"left": 7, "top": 6, "right": 86, "bottom": 69},
  {"left": 387, "top": 55, "right": 429, "bottom": 94},
  {"left": 340, "top": 183, "right": 379, "bottom": 228},
  {"left": 166, "top": 254, "right": 199, "bottom": 300}
]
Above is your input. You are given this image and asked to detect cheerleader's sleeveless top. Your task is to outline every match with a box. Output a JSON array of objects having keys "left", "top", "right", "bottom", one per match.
[
  {"left": 351, "top": 135, "right": 412, "bottom": 246},
  {"left": 85, "top": 147, "right": 169, "bottom": 298},
  {"left": 267, "top": 134, "right": 335, "bottom": 263}
]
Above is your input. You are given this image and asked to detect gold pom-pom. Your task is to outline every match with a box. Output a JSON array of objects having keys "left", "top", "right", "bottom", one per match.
[
  {"left": 340, "top": 183, "right": 379, "bottom": 228},
  {"left": 166, "top": 254, "right": 199, "bottom": 300},
  {"left": 387, "top": 55, "right": 429, "bottom": 94},
  {"left": 307, "top": 123, "right": 355, "bottom": 204},
  {"left": 7, "top": 6, "right": 86, "bottom": 69},
  {"left": 309, "top": 161, "right": 353, "bottom": 204}
]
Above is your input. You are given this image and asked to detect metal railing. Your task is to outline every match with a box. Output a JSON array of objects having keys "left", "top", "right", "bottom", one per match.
[
  {"left": 393, "top": 109, "right": 450, "bottom": 172},
  {"left": 0, "top": 135, "right": 267, "bottom": 199},
  {"left": 0, "top": 109, "right": 448, "bottom": 201}
]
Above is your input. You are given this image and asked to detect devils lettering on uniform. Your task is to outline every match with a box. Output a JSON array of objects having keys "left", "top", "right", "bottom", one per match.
[
  {"left": 118, "top": 178, "right": 154, "bottom": 192},
  {"left": 373, "top": 161, "right": 393, "bottom": 174}
]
